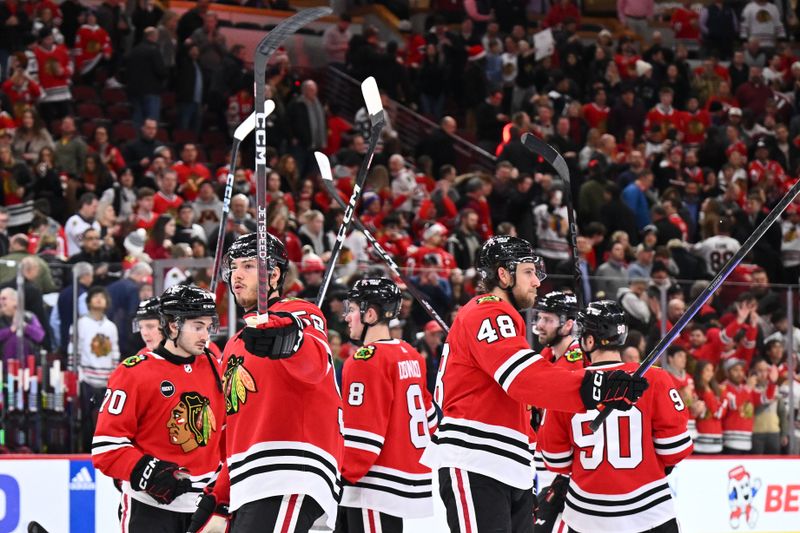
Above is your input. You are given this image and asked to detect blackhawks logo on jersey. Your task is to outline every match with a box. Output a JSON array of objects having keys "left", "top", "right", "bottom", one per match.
[
  {"left": 477, "top": 295, "right": 500, "bottom": 304},
  {"left": 168, "top": 392, "right": 217, "bottom": 453},
  {"left": 565, "top": 349, "right": 583, "bottom": 362},
  {"left": 223, "top": 356, "right": 257, "bottom": 415},
  {"left": 353, "top": 345, "right": 376, "bottom": 361},
  {"left": 122, "top": 354, "right": 147, "bottom": 367}
]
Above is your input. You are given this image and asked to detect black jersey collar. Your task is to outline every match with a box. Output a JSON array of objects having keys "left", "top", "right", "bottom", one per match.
[{"left": 154, "top": 343, "right": 196, "bottom": 365}]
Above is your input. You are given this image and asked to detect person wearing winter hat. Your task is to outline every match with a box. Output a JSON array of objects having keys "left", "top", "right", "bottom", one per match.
[
  {"left": 298, "top": 247, "right": 326, "bottom": 301},
  {"left": 407, "top": 222, "right": 456, "bottom": 279}
]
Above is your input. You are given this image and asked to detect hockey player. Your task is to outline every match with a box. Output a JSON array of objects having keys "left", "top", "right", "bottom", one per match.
[
  {"left": 538, "top": 300, "right": 693, "bottom": 533},
  {"left": 188, "top": 232, "right": 342, "bottom": 533},
  {"left": 533, "top": 291, "right": 586, "bottom": 369},
  {"left": 133, "top": 296, "right": 163, "bottom": 353},
  {"left": 92, "top": 285, "right": 225, "bottom": 532},
  {"left": 337, "top": 277, "right": 436, "bottom": 533},
  {"left": 531, "top": 291, "right": 586, "bottom": 502},
  {"left": 420, "top": 236, "right": 648, "bottom": 533}
]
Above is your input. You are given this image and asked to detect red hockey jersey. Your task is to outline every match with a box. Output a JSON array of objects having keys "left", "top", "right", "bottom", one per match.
[
  {"left": 538, "top": 362, "right": 692, "bottom": 533},
  {"left": 0, "top": 78, "right": 42, "bottom": 121},
  {"left": 33, "top": 44, "right": 72, "bottom": 101},
  {"left": 74, "top": 24, "right": 111, "bottom": 74},
  {"left": 582, "top": 103, "right": 609, "bottom": 132},
  {"left": 721, "top": 380, "right": 776, "bottom": 451},
  {"left": 645, "top": 106, "right": 683, "bottom": 136},
  {"left": 406, "top": 245, "right": 457, "bottom": 279},
  {"left": 340, "top": 339, "right": 435, "bottom": 518},
  {"left": 680, "top": 110, "right": 710, "bottom": 145},
  {"left": 91, "top": 347, "right": 225, "bottom": 513},
  {"left": 421, "top": 294, "right": 586, "bottom": 491},
  {"left": 214, "top": 298, "right": 343, "bottom": 529},
  {"left": 174, "top": 161, "right": 211, "bottom": 201},
  {"left": 748, "top": 159, "right": 787, "bottom": 190},
  {"left": 694, "top": 388, "right": 727, "bottom": 453}
]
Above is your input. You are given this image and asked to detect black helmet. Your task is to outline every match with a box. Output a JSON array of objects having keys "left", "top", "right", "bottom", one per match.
[
  {"left": 222, "top": 232, "right": 289, "bottom": 288},
  {"left": 347, "top": 277, "right": 402, "bottom": 323},
  {"left": 133, "top": 296, "right": 160, "bottom": 332},
  {"left": 159, "top": 285, "right": 219, "bottom": 334},
  {"left": 575, "top": 300, "right": 628, "bottom": 348},
  {"left": 535, "top": 291, "right": 578, "bottom": 320},
  {"left": 477, "top": 235, "right": 546, "bottom": 283}
]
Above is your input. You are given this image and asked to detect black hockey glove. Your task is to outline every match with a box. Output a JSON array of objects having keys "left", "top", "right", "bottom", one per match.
[
  {"left": 580, "top": 369, "right": 649, "bottom": 411},
  {"left": 242, "top": 311, "right": 305, "bottom": 359},
  {"left": 187, "top": 493, "right": 230, "bottom": 533},
  {"left": 534, "top": 475, "right": 569, "bottom": 532},
  {"left": 130, "top": 455, "right": 192, "bottom": 504}
]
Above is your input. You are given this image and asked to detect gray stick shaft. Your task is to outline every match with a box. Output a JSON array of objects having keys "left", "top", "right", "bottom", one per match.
[
  {"left": 322, "top": 179, "right": 450, "bottom": 332},
  {"left": 210, "top": 138, "right": 241, "bottom": 293},
  {"left": 316, "top": 117, "right": 384, "bottom": 306}
]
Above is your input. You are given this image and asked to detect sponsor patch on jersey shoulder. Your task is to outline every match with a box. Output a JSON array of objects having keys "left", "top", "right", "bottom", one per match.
[
  {"left": 122, "top": 354, "right": 147, "bottom": 367},
  {"left": 281, "top": 297, "right": 302, "bottom": 302},
  {"left": 565, "top": 349, "right": 583, "bottom": 362},
  {"left": 477, "top": 295, "right": 500, "bottom": 304},
  {"left": 353, "top": 345, "right": 376, "bottom": 361}
]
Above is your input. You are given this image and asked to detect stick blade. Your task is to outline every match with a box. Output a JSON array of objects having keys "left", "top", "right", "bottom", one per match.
[
  {"left": 28, "top": 522, "right": 50, "bottom": 533},
  {"left": 315, "top": 151, "right": 333, "bottom": 182},
  {"left": 521, "top": 132, "right": 570, "bottom": 183},
  {"left": 233, "top": 112, "right": 256, "bottom": 141},
  {"left": 361, "top": 76, "right": 383, "bottom": 116}
]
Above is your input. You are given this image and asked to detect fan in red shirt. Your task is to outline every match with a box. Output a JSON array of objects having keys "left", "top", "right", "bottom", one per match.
[
  {"left": 1, "top": 67, "right": 42, "bottom": 121},
  {"left": 74, "top": 11, "right": 112, "bottom": 76},
  {"left": 376, "top": 215, "right": 413, "bottom": 264},
  {"left": 582, "top": 88, "right": 610, "bottom": 133},
  {"left": 748, "top": 139, "right": 787, "bottom": 190},
  {"left": 681, "top": 98, "right": 711, "bottom": 145},
  {"left": 406, "top": 222, "right": 456, "bottom": 280},
  {"left": 174, "top": 144, "right": 211, "bottom": 201},
  {"left": 32, "top": 30, "right": 72, "bottom": 110},
  {"left": 543, "top": 0, "right": 581, "bottom": 28},
  {"left": 705, "top": 80, "right": 739, "bottom": 113},
  {"left": 645, "top": 87, "right": 684, "bottom": 136},
  {"left": 670, "top": 0, "right": 700, "bottom": 40},
  {"left": 153, "top": 171, "right": 184, "bottom": 216},
  {"left": 614, "top": 38, "right": 641, "bottom": 80},
  {"left": 461, "top": 176, "right": 493, "bottom": 240}
]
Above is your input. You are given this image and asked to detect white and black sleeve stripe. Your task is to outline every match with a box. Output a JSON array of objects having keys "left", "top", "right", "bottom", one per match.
[
  {"left": 343, "top": 428, "right": 385, "bottom": 456},
  {"left": 493, "top": 349, "right": 543, "bottom": 393},
  {"left": 91, "top": 435, "right": 134, "bottom": 455},
  {"left": 653, "top": 431, "right": 693, "bottom": 456},
  {"left": 541, "top": 449, "right": 573, "bottom": 469}
]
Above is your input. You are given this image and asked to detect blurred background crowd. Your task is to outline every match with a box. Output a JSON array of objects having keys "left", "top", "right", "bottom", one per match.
[{"left": 0, "top": 0, "right": 798, "bottom": 454}]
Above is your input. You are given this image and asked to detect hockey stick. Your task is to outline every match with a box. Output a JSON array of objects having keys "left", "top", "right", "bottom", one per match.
[
  {"left": 315, "top": 77, "right": 385, "bottom": 307},
  {"left": 315, "top": 152, "right": 451, "bottom": 332},
  {"left": 521, "top": 133, "right": 583, "bottom": 308},
  {"left": 28, "top": 522, "right": 50, "bottom": 533},
  {"left": 590, "top": 178, "right": 800, "bottom": 432},
  {"left": 253, "top": 6, "right": 332, "bottom": 314},
  {"left": 209, "top": 110, "right": 266, "bottom": 293}
]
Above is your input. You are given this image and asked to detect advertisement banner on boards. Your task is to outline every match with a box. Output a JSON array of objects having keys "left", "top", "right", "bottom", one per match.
[{"left": 0, "top": 455, "right": 799, "bottom": 532}]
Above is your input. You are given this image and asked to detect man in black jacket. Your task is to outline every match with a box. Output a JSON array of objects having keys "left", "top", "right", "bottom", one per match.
[
  {"left": 415, "top": 116, "right": 457, "bottom": 178},
  {"left": 734, "top": 191, "right": 782, "bottom": 281},
  {"left": 447, "top": 208, "right": 481, "bottom": 270},
  {"left": 609, "top": 85, "right": 646, "bottom": 140},
  {"left": 125, "top": 26, "right": 167, "bottom": 128},
  {"left": 175, "top": 43, "right": 204, "bottom": 132},
  {"left": 123, "top": 119, "right": 163, "bottom": 182},
  {"left": 0, "top": 0, "right": 31, "bottom": 79}
]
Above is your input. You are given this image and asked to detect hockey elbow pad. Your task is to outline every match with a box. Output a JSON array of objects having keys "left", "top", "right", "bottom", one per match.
[
  {"left": 242, "top": 311, "right": 305, "bottom": 359},
  {"left": 580, "top": 369, "right": 649, "bottom": 411},
  {"left": 187, "top": 493, "right": 230, "bottom": 533},
  {"left": 130, "top": 455, "right": 192, "bottom": 504}
]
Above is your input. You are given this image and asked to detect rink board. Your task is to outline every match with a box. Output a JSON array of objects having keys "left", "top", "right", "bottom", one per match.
[{"left": 0, "top": 455, "right": 798, "bottom": 532}]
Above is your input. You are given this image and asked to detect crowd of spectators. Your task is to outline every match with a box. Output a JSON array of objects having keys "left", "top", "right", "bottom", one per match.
[{"left": 0, "top": 0, "right": 798, "bottom": 454}]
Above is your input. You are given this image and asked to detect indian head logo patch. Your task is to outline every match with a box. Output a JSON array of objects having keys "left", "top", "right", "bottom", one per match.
[
  {"left": 167, "top": 391, "right": 217, "bottom": 453},
  {"left": 223, "top": 356, "right": 257, "bottom": 415}
]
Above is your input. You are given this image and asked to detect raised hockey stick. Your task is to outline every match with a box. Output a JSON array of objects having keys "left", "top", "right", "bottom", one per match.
[
  {"left": 253, "top": 6, "right": 332, "bottom": 314},
  {"left": 315, "top": 77, "right": 385, "bottom": 307},
  {"left": 590, "top": 178, "right": 800, "bottom": 432},
  {"left": 315, "top": 152, "right": 451, "bottom": 332},
  {"left": 521, "top": 133, "right": 584, "bottom": 308},
  {"left": 210, "top": 110, "right": 266, "bottom": 293}
]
